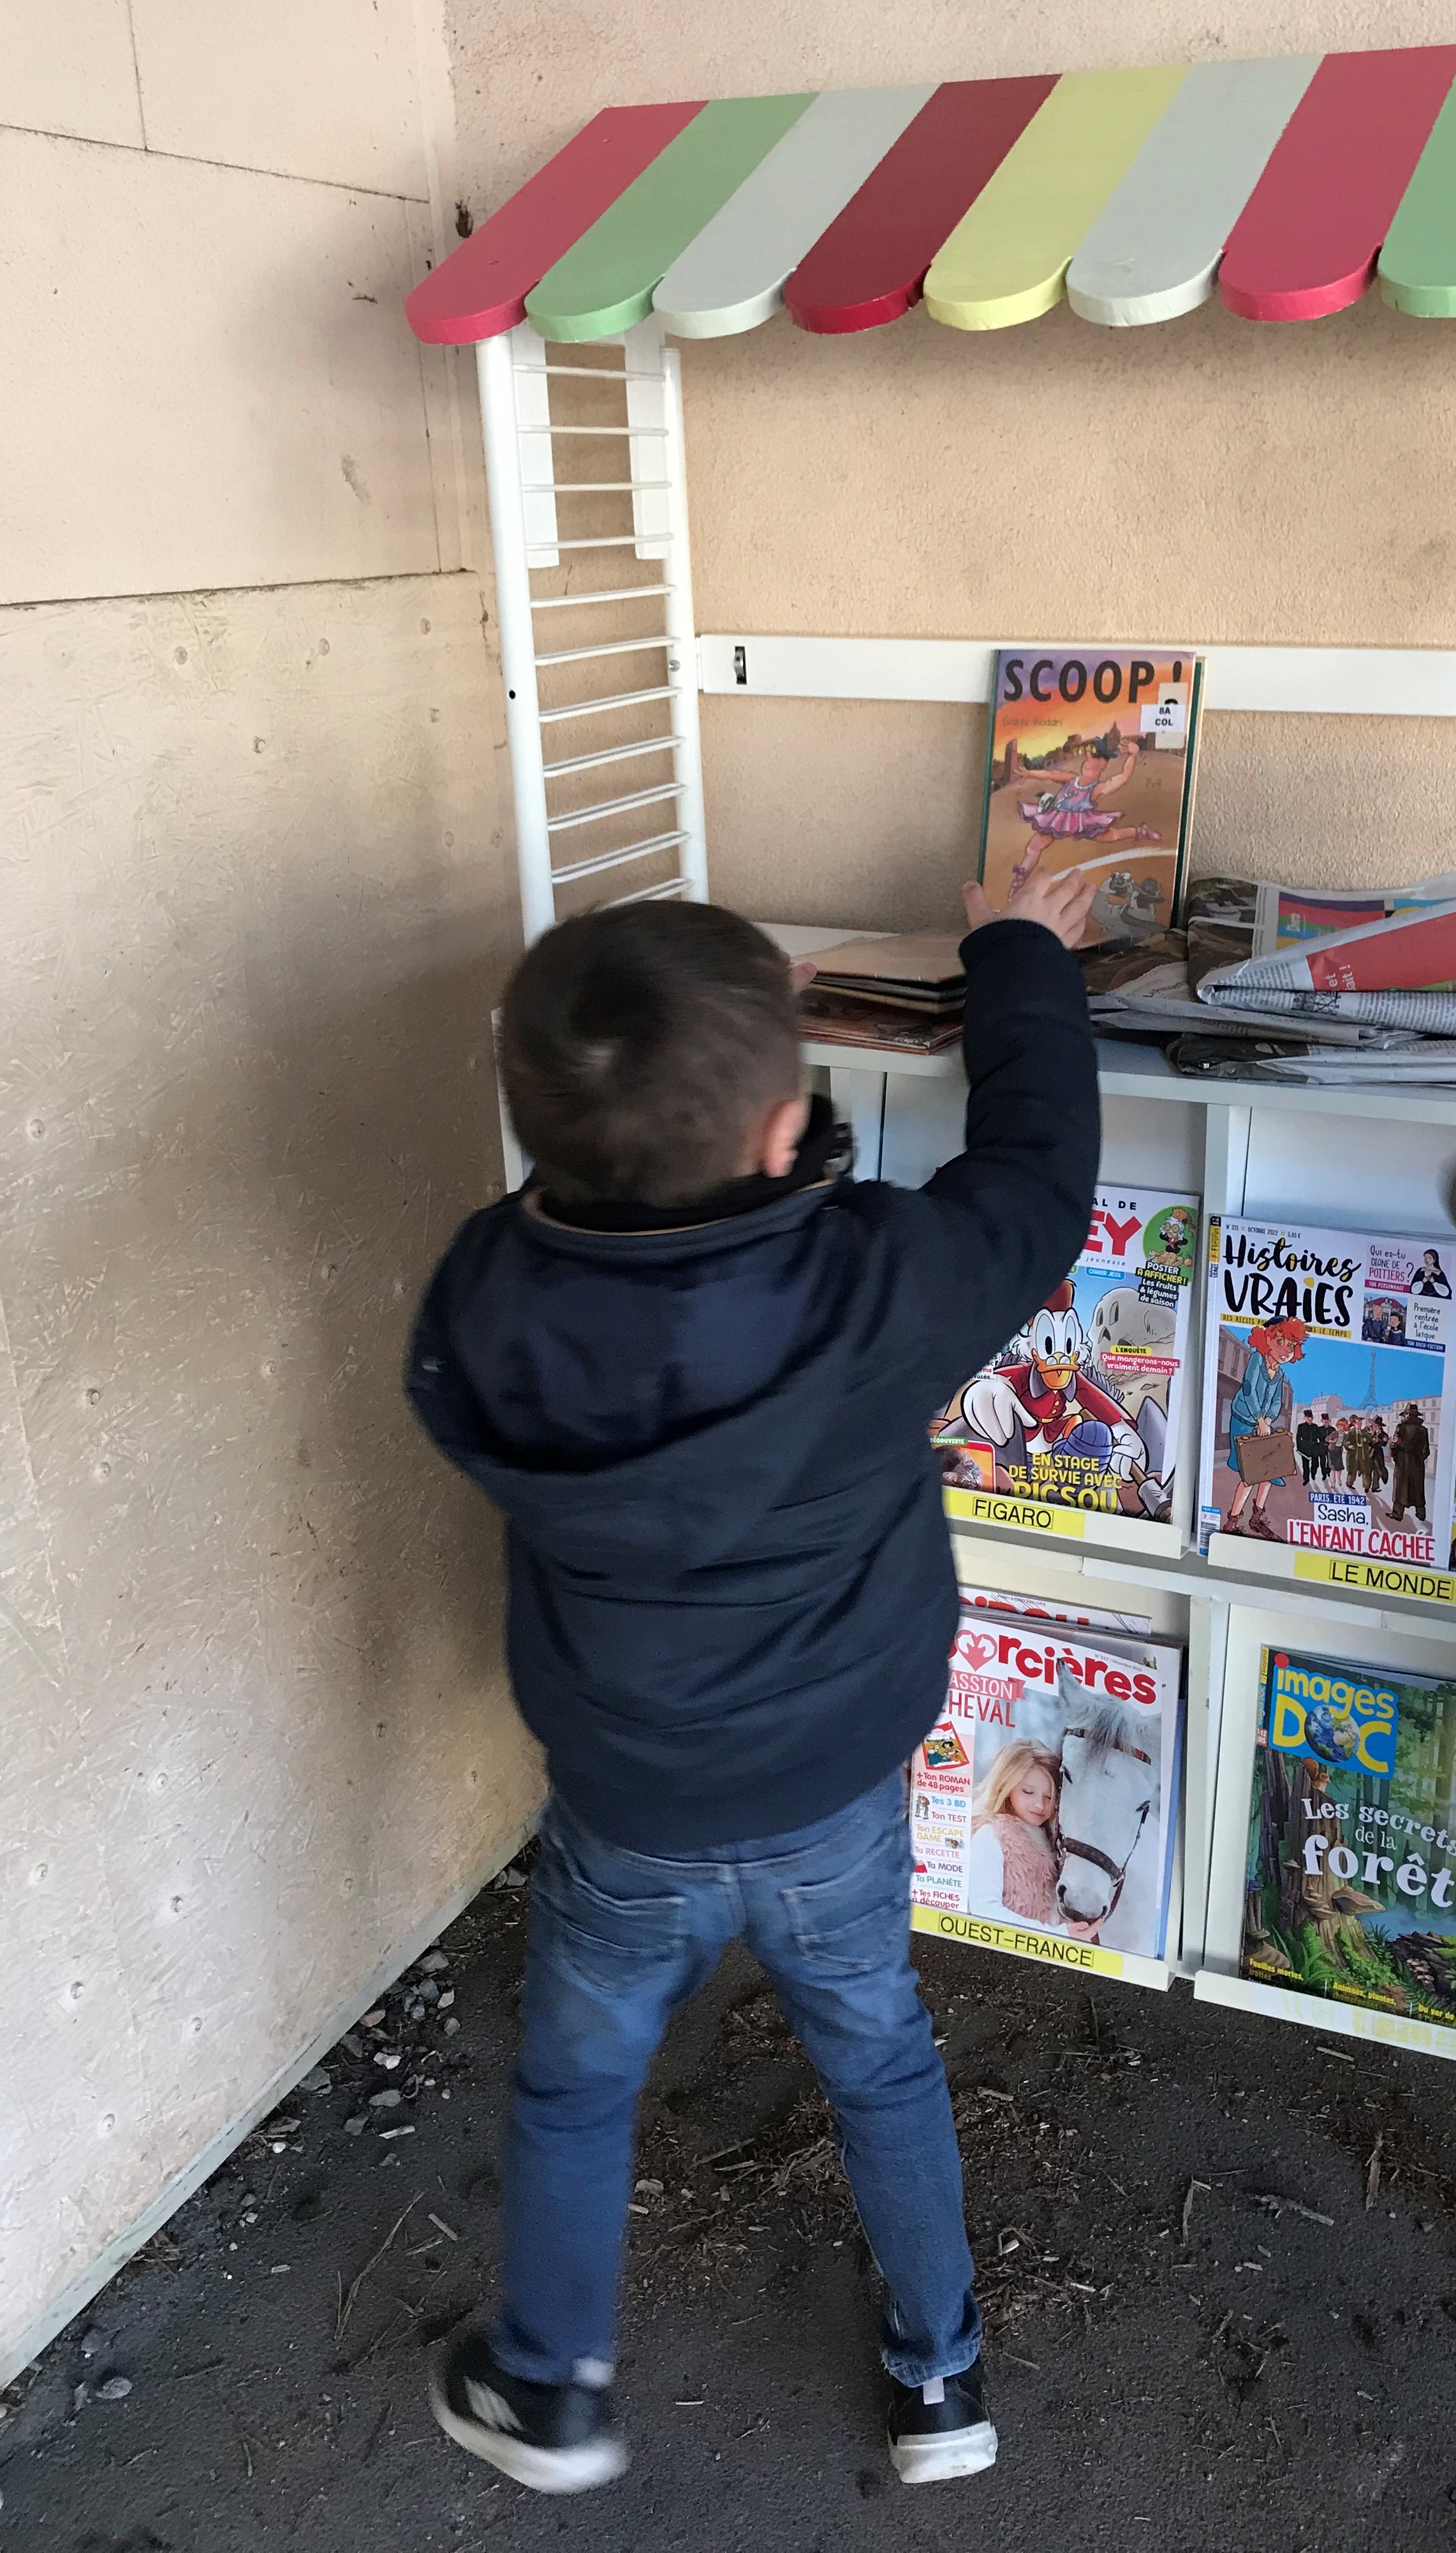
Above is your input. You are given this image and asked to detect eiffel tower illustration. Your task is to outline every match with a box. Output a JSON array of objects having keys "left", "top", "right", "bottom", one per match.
[{"left": 1354, "top": 1348, "right": 1384, "bottom": 1413}]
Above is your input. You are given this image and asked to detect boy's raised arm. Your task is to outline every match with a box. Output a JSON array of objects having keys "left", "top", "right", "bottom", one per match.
[{"left": 901, "top": 862, "right": 1101, "bottom": 1411}]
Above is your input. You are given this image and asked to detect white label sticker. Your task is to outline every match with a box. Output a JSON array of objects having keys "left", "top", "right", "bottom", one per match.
[{"left": 1140, "top": 699, "right": 1185, "bottom": 740}]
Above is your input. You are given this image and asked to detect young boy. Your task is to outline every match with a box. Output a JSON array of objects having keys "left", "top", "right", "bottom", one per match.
[{"left": 406, "top": 857, "right": 1098, "bottom": 2494}]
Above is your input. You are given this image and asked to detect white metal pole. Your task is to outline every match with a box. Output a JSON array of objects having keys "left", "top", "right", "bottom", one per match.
[
  {"left": 476, "top": 327, "right": 556, "bottom": 943},
  {"left": 657, "top": 337, "right": 710, "bottom": 901}
]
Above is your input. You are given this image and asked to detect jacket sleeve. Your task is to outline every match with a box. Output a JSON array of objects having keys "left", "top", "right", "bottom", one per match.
[
  {"left": 404, "top": 1210, "right": 503, "bottom": 1494},
  {"left": 885, "top": 917, "right": 1100, "bottom": 1413}
]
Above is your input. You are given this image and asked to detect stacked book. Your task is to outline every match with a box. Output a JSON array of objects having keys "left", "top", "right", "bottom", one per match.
[{"left": 797, "top": 934, "right": 966, "bottom": 1055}]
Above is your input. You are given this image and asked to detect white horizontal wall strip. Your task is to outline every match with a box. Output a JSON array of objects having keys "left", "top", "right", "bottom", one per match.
[{"left": 698, "top": 634, "right": 1456, "bottom": 717}]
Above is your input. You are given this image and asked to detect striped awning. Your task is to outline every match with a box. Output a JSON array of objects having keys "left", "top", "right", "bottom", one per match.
[{"left": 407, "top": 46, "right": 1456, "bottom": 346}]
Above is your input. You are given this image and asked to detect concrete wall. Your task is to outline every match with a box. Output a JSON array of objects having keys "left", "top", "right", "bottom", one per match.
[
  {"left": 2, "top": 1, "right": 539, "bottom": 2382},
  {"left": 449, "top": 0, "right": 1456, "bottom": 932}
]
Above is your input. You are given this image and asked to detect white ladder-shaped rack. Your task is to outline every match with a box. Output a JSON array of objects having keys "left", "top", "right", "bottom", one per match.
[{"left": 474, "top": 318, "right": 710, "bottom": 941}]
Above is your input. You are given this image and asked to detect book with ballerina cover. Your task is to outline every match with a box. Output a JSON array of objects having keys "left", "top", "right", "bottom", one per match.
[{"left": 977, "top": 648, "right": 1203, "bottom": 950}]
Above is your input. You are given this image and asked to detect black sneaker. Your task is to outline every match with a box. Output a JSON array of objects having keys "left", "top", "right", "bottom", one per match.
[
  {"left": 429, "top": 2333, "right": 628, "bottom": 2493},
  {"left": 887, "top": 2362, "right": 998, "bottom": 2485}
]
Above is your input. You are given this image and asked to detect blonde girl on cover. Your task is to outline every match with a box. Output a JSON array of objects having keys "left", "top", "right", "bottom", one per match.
[{"left": 961, "top": 1741, "right": 1100, "bottom": 1942}]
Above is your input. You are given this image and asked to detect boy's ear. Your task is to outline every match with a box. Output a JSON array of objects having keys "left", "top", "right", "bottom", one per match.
[{"left": 754, "top": 1092, "right": 811, "bottom": 1181}]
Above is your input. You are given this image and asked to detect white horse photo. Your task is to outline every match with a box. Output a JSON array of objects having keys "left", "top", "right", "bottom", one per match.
[{"left": 1018, "top": 1663, "right": 1164, "bottom": 1951}]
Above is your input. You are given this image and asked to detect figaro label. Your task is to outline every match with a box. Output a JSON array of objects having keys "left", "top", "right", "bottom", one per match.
[{"left": 943, "top": 1487, "right": 1087, "bottom": 1538}]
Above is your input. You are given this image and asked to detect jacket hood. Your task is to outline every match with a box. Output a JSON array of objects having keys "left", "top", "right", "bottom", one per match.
[{"left": 408, "top": 1182, "right": 857, "bottom": 1580}]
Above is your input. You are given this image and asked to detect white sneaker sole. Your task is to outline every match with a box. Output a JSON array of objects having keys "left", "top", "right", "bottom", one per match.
[
  {"left": 429, "top": 2371, "right": 629, "bottom": 2493},
  {"left": 889, "top": 2418, "right": 999, "bottom": 2485}
]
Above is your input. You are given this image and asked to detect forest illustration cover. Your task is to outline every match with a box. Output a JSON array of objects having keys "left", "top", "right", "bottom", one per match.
[{"left": 1243, "top": 1644, "right": 1456, "bottom": 2027}]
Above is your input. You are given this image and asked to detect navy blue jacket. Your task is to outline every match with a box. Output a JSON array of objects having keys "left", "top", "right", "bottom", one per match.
[{"left": 406, "top": 918, "right": 1099, "bottom": 1849}]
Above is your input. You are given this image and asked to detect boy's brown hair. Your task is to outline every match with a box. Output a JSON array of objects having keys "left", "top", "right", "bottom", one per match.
[{"left": 499, "top": 902, "right": 801, "bottom": 1207}]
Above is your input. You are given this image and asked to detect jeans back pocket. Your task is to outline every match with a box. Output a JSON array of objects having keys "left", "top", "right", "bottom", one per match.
[
  {"left": 534, "top": 1823, "right": 691, "bottom": 1994},
  {"left": 783, "top": 1814, "right": 912, "bottom": 1974}
]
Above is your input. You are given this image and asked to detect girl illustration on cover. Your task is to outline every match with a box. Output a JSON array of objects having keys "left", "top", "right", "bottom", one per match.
[
  {"left": 1224, "top": 1316, "right": 1308, "bottom": 1541},
  {"left": 1011, "top": 737, "right": 1161, "bottom": 891},
  {"left": 961, "top": 1741, "right": 1100, "bottom": 1942}
]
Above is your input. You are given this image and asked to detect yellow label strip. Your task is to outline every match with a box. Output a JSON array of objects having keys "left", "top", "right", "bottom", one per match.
[
  {"left": 1292, "top": 1550, "right": 1456, "bottom": 1607},
  {"left": 943, "top": 1487, "right": 1088, "bottom": 1538},
  {"left": 912, "top": 1904, "right": 1126, "bottom": 1978}
]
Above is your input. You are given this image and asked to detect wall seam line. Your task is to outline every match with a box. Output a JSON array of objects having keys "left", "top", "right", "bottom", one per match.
[
  {"left": 408, "top": 0, "right": 471, "bottom": 573},
  {"left": 0, "top": 121, "right": 430, "bottom": 204},
  {"left": 0, "top": 568, "right": 483, "bottom": 615},
  {"left": 121, "top": 0, "right": 148, "bottom": 149}
]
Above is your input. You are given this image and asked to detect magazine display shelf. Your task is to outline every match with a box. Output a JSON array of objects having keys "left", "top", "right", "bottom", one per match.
[
  {"left": 782, "top": 924, "right": 1456, "bottom": 1612},
  {"left": 791, "top": 973, "right": 1456, "bottom": 2026},
  {"left": 406, "top": 84, "right": 1456, "bottom": 2054},
  {"left": 1195, "top": 1601, "right": 1456, "bottom": 2064},
  {"left": 490, "top": 951, "right": 1456, "bottom": 2029}
]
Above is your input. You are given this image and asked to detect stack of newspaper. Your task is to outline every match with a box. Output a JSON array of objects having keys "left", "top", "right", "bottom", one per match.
[{"left": 1086, "top": 874, "right": 1456, "bottom": 1085}]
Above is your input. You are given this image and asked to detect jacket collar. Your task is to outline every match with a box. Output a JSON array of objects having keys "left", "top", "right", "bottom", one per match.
[{"left": 534, "top": 1093, "right": 850, "bottom": 1238}]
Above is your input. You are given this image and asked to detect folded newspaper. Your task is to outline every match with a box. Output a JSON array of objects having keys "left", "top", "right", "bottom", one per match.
[
  {"left": 1087, "top": 874, "right": 1456, "bottom": 1082},
  {"left": 1083, "top": 892, "right": 1411, "bottom": 1050},
  {"left": 1196, "top": 874, "right": 1456, "bottom": 1034},
  {"left": 1253, "top": 1043, "right": 1456, "bottom": 1088}
]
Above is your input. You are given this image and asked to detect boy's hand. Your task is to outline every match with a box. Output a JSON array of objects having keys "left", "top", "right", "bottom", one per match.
[{"left": 960, "top": 844, "right": 1096, "bottom": 951}]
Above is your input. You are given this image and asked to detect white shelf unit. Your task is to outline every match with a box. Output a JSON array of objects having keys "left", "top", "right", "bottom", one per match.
[
  {"left": 763, "top": 934, "right": 1456, "bottom": 2033},
  {"left": 471, "top": 368, "right": 1456, "bottom": 2042},
  {"left": 477, "top": 319, "right": 709, "bottom": 939}
]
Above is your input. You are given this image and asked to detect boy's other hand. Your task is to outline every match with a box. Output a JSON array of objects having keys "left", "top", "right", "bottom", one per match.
[{"left": 960, "top": 845, "right": 1096, "bottom": 952}]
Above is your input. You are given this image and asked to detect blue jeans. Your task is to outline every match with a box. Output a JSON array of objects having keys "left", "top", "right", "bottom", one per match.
[{"left": 492, "top": 1774, "right": 980, "bottom": 2390}]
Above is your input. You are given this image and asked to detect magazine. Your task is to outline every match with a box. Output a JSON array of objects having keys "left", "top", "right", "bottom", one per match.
[
  {"left": 1199, "top": 1217, "right": 1456, "bottom": 1565},
  {"left": 1197, "top": 872, "right": 1456, "bottom": 1034},
  {"left": 1082, "top": 879, "right": 1429, "bottom": 1050},
  {"left": 957, "top": 1581, "right": 1153, "bottom": 1637},
  {"left": 1248, "top": 874, "right": 1456, "bottom": 948},
  {"left": 1249, "top": 1043, "right": 1456, "bottom": 1088},
  {"left": 935, "top": 1184, "right": 1200, "bottom": 1526},
  {"left": 1242, "top": 1642, "right": 1456, "bottom": 2031},
  {"left": 803, "top": 934, "right": 966, "bottom": 1007},
  {"left": 797, "top": 987, "right": 962, "bottom": 1053},
  {"left": 910, "top": 1616, "right": 1183, "bottom": 1957},
  {"left": 978, "top": 648, "right": 1203, "bottom": 950}
]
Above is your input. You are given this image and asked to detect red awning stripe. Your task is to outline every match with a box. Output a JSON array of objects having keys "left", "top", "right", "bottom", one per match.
[
  {"left": 406, "top": 103, "right": 705, "bottom": 345},
  {"left": 783, "top": 76, "right": 1059, "bottom": 335},
  {"left": 1219, "top": 45, "right": 1456, "bottom": 321}
]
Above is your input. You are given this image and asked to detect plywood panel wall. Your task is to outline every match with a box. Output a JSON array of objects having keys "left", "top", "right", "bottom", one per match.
[
  {"left": 1, "top": 0, "right": 533, "bottom": 2383},
  {"left": 1, "top": 573, "right": 538, "bottom": 2374}
]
